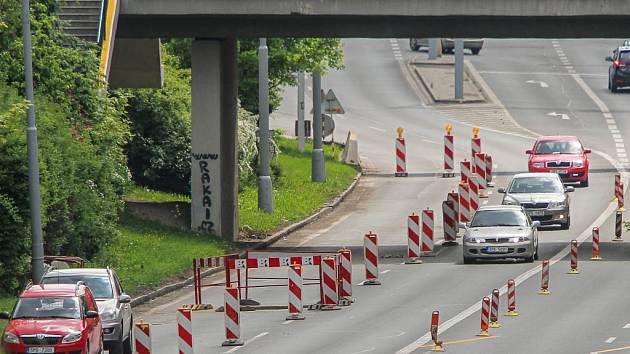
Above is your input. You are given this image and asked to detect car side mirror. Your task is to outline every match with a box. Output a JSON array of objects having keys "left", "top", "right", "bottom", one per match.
[
  {"left": 0, "top": 311, "right": 10, "bottom": 319},
  {"left": 565, "top": 186, "right": 575, "bottom": 193},
  {"left": 532, "top": 221, "right": 541, "bottom": 228},
  {"left": 119, "top": 294, "right": 131, "bottom": 304},
  {"left": 606, "top": 56, "right": 613, "bottom": 62},
  {"left": 459, "top": 222, "right": 468, "bottom": 230},
  {"left": 85, "top": 310, "right": 99, "bottom": 319},
  {"left": 583, "top": 148, "right": 591, "bottom": 154},
  {"left": 526, "top": 149, "right": 533, "bottom": 155},
  {"left": 498, "top": 188, "right": 506, "bottom": 194}
]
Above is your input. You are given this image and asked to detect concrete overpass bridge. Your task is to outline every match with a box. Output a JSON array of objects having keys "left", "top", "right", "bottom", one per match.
[{"left": 109, "top": 0, "right": 630, "bottom": 241}]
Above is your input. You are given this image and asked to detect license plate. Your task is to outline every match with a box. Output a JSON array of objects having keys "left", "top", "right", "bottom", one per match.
[
  {"left": 550, "top": 169, "right": 568, "bottom": 174},
  {"left": 486, "top": 247, "right": 509, "bottom": 253},
  {"left": 27, "top": 348, "right": 55, "bottom": 354},
  {"left": 530, "top": 210, "right": 545, "bottom": 216}
]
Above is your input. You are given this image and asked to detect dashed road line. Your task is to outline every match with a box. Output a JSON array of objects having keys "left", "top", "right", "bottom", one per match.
[
  {"left": 606, "top": 337, "right": 617, "bottom": 344},
  {"left": 224, "top": 332, "right": 269, "bottom": 353},
  {"left": 282, "top": 320, "right": 294, "bottom": 325},
  {"left": 623, "top": 323, "right": 630, "bottom": 329},
  {"left": 380, "top": 269, "right": 391, "bottom": 275},
  {"left": 369, "top": 126, "right": 387, "bottom": 133}
]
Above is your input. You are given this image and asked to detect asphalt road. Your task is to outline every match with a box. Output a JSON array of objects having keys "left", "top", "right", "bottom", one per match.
[{"left": 134, "top": 38, "right": 630, "bottom": 354}]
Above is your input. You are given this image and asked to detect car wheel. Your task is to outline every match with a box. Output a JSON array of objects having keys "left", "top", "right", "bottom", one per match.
[
  {"left": 524, "top": 255, "right": 535, "bottom": 263},
  {"left": 463, "top": 256, "right": 475, "bottom": 264},
  {"left": 471, "top": 48, "right": 481, "bottom": 55},
  {"left": 534, "top": 243, "right": 539, "bottom": 260},
  {"left": 612, "top": 83, "right": 619, "bottom": 93},
  {"left": 580, "top": 178, "right": 589, "bottom": 187},
  {"left": 109, "top": 338, "right": 124, "bottom": 354},
  {"left": 123, "top": 332, "right": 133, "bottom": 354},
  {"left": 560, "top": 219, "right": 570, "bottom": 230}
]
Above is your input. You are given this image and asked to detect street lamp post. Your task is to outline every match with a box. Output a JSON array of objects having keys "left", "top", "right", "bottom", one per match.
[
  {"left": 21, "top": 0, "right": 45, "bottom": 284},
  {"left": 311, "top": 70, "right": 325, "bottom": 182},
  {"left": 258, "top": 38, "right": 273, "bottom": 213}
]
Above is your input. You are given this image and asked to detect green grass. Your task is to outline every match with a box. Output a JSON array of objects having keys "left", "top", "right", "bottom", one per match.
[
  {"left": 239, "top": 138, "right": 358, "bottom": 232},
  {"left": 0, "top": 295, "right": 16, "bottom": 333},
  {"left": 125, "top": 185, "right": 191, "bottom": 203}
]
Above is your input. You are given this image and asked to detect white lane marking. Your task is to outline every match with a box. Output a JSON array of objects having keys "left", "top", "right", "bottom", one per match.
[
  {"left": 610, "top": 125, "right": 619, "bottom": 130},
  {"left": 620, "top": 158, "right": 629, "bottom": 163},
  {"left": 623, "top": 323, "right": 630, "bottom": 329},
  {"left": 616, "top": 143, "right": 625, "bottom": 148},
  {"left": 380, "top": 269, "right": 391, "bottom": 275},
  {"left": 487, "top": 191, "right": 493, "bottom": 195},
  {"left": 296, "top": 214, "right": 352, "bottom": 247},
  {"left": 349, "top": 348, "right": 376, "bottom": 354},
  {"left": 395, "top": 190, "right": 622, "bottom": 354},
  {"left": 525, "top": 80, "right": 549, "bottom": 88},
  {"left": 606, "top": 337, "right": 617, "bottom": 344},
  {"left": 604, "top": 112, "right": 613, "bottom": 118},
  {"left": 389, "top": 39, "right": 397, "bottom": 43},
  {"left": 368, "top": 126, "right": 387, "bottom": 133},
  {"left": 566, "top": 66, "right": 574, "bottom": 71},
  {"left": 607, "top": 119, "right": 617, "bottom": 124},
  {"left": 615, "top": 138, "right": 624, "bottom": 143},
  {"left": 618, "top": 153, "right": 627, "bottom": 158},
  {"left": 547, "top": 112, "right": 570, "bottom": 120},
  {"left": 224, "top": 332, "right": 269, "bottom": 353},
  {"left": 477, "top": 70, "right": 606, "bottom": 77},
  {"left": 611, "top": 129, "right": 620, "bottom": 134},
  {"left": 482, "top": 200, "right": 488, "bottom": 205},
  {"left": 613, "top": 134, "right": 622, "bottom": 139},
  {"left": 282, "top": 320, "right": 294, "bottom": 325},
  {"left": 572, "top": 74, "right": 610, "bottom": 113},
  {"left": 617, "top": 148, "right": 626, "bottom": 153}
]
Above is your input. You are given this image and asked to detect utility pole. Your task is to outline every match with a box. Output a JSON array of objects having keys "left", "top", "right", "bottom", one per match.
[
  {"left": 258, "top": 38, "right": 273, "bottom": 212},
  {"left": 297, "top": 71, "right": 305, "bottom": 152},
  {"left": 21, "top": 0, "right": 44, "bottom": 284},
  {"left": 311, "top": 70, "right": 325, "bottom": 182},
  {"left": 428, "top": 38, "right": 439, "bottom": 60},
  {"left": 454, "top": 38, "right": 464, "bottom": 100}
]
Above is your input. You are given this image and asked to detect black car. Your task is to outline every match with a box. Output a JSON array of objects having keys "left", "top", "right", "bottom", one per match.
[{"left": 606, "top": 46, "right": 630, "bottom": 92}]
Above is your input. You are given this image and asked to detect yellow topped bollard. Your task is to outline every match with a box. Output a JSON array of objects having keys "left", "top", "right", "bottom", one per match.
[
  {"left": 473, "top": 127, "right": 479, "bottom": 138},
  {"left": 397, "top": 127, "right": 404, "bottom": 139},
  {"left": 445, "top": 124, "right": 453, "bottom": 136}
]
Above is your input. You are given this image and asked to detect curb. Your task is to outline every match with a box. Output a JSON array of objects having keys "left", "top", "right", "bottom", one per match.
[
  {"left": 411, "top": 65, "right": 485, "bottom": 104},
  {"left": 130, "top": 171, "right": 362, "bottom": 307}
]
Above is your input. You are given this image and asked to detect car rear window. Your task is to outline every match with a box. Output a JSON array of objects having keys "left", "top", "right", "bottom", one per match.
[
  {"left": 12, "top": 297, "right": 81, "bottom": 319},
  {"left": 42, "top": 275, "right": 113, "bottom": 299}
]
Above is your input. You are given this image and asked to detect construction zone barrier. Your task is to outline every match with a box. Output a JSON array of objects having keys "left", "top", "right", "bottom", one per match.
[
  {"left": 320, "top": 256, "right": 341, "bottom": 310},
  {"left": 192, "top": 253, "right": 240, "bottom": 309},
  {"left": 474, "top": 152, "right": 488, "bottom": 193},
  {"left": 442, "top": 200, "right": 458, "bottom": 246},
  {"left": 422, "top": 208, "right": 435, "bottom": 255},
  {"left": 447, "top": 191, "right": 460, "bottom": 225},
  {"left": 478, "top": 296, "right": 490, "bottom": 337},
  {"left": 363, "top": 231, "right": 381, "bottom": 285},
  {"left": 506, "top": 279, "right": 518, "bottom": 316},
  {"left": 615, "top": 174, "right": 622, "bottom": 201},
  {"left": 338, "top": 248, "right": 353, "bottom": 300},
  {"left": 406, "top": 213, "right": 423, "bottom": 264},
  {"left": 489, "top": 289, "right": 501, "bottom": 328},
  {"left": 431, "top": 311, "right": 444, "bottom": 352},
  {"left": 460, "top": 160, "right": 472, "bottom": 184},
  {"left": 591, "top": 227, "right": 602, "bottom": 260},
  {"left": 443, "top": 125, "right": 455, "bottom": 178},
  {"left": 395, "top": 127, "right": 408, "bottom": 177},
  {"left": 568, "top": 240, "right": 579, "bottom": 274},
  {"left": 177, "top": 307, "right": 194, "bottom": 353},
  {"left": 538, "top": 259, "right": 551, "bottom": 295},
  {"left": 618, "top": 181, "right": 625, "bottom": 211},
  {"left": 222, "top": 287, "right": 243, "bottom": 346},
  {"left": 458, "top": 182, "right": 470, "bottom": 223},
  {"left": 471, "top": 127, "right": 481, "bottom": 162},
  {"left": 468, "top": 174, "right": 480, "bottom": 214},
  {"left": 485, "top": 154, "right": 494, "bottom": 187},
  {"left": 287, "top": 265, "right": 305, "bottom": 320},
  {"left": 133, "top": 320, "right": 151, "bottom": 354},
  {"left": 613, "top": 211, "right": 623, "bottom": 242}
]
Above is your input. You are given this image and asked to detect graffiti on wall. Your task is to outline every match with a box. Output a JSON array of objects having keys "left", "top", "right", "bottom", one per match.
[{"left": 193, "top": 152, "right": 219, "bottom": 233}]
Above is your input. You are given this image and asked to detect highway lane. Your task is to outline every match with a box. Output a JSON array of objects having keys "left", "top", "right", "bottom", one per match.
[{"left": 133, "top": 39, "right": 627, "bottom": 353}]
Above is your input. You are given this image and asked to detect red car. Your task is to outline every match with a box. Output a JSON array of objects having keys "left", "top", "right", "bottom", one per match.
[
  {"left": 1, "top": 283, "right": 103, "bottom": 354},
  {"left": 526, "top": 136, "right": 591, "bottom": 187}
]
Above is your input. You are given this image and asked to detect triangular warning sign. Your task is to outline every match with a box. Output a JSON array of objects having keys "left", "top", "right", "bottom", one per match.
[{"left": 322, "top": 89, "right": 345, "bottom": 114}]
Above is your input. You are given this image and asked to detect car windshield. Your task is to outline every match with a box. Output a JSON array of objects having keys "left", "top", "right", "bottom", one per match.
[
  {"left": 12, "top": 296, "right": 80, "bottom": 319},
  {"left": 508, "top": 176, "right": 564, "bottom": 193},
  {"left": 620, "top": 51, "right": 630, "bottom": 62},
  {"left": 470, "top": 210, "right": 528, "bottom": 227},
  {"left": 42, "top": 275, "right": 113, "bottom": 299},
  {"left": 534, "top": 140, "right": 582, "bottom": 154}
]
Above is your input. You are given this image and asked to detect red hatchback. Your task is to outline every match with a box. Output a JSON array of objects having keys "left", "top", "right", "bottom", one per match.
[
  {"left": 1, "top": 283, "right": 103, "bottom": 354},
  {"left": 527, "top": 136, "right": 591, "bottom": 187}
]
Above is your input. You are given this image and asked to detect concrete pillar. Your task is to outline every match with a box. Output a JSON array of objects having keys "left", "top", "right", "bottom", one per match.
[
  {"left": 191, "top": 39, "right": 239, "bottom": 241},
  {"left": 454, "top": 38, "right": 464, "bottom": 100}
]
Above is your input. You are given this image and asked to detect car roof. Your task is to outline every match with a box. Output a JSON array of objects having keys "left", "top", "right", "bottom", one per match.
[
  {"left": 43, "top": 268, "right": 110, "bottom": 277},
  {"left": 512, "top": 172, "right": 561, "bottom": 179},
  {"left": 476, "top": 205, "right": 523, "bottom": 212},
  {"left": 535, "top": 135, "right": 579, "bottom": 142},
  {"left": 21, "top": 284, "right": 80, "bottom": 298},
  {"left": 618, "top": 46, "right": 630, "bottom": 52}
]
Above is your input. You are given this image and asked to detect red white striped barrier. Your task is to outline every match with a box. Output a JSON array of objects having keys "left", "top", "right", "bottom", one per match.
[
  {"left": 287, "top": 264, "right": 305, "bottom": 320},
  {"left": 478, "top": 296, "right": 490, "bottom": 337},
  {"left": 228, "top": 256, "right": 321, "bottom": 269},
  {"left": 468, "top": 175, "right": 480, "bottom": 214},
  {"left": 443, "top": 129, "right": 455, "bottom": 178},
  {"left": 431, "top": 311, "right": 444, "bottom": 352},
  {"left": 458, "top": 182, "right": 470, "bottom": 223},
  {"left": 506, "top": 279, "right": 518, "bottom": 316},
  {"left": 591, "top": 227, "right": 602, "bottom": 260},
  {"left": 192, "top": 254, "right": 239, "bottom": 306},
  {"left": 177, "top": 308, "right": 194, "bottom": 353},
  {"left": 485, "top": 154, "right": 494, "bottom": 187},
  {"left": 338, "top": 249, "right": 353, "bottom": 299},
  {"left": 615, "top": 174, "right": 622, "bottom": 200},
  {"left": 363, "top": 232, "right": 381, "bottom": 285},
  {"left": 406, "top": 213, "right": 423, "bottom": 264},
  {"left": 134, "top": 320, "right": 151, "bottom": 354},
  {"left": 471, "top": 128, "right": 481, "bottom": 162},
  {"left": 320, "top": 256, "right": 339, "bottom": 309},
  {"left": 538, "top": 259, "right": 551, "bottom": 295},
  {"left": 222, "top": 287, "right": 243, "bottom": 346},
  {"left": 422, "top": 209, "right": 435, "bottom": 255},
  {"left": 613, "top": 211, "right": 623, "bottom": 241},
  {"left": 489, "top": 288, "right": 501, "bottom": 328},
  {"left": 442, "top": 200, "right": 457, "bottom": 245},
  {"left": 395, "top": 128, "right": 408, "bottom": 177},
  {"left": 618, "top": 181, "right": 625, "bottom": 211},
  {"left": 568, "top": 240, "right": 579, "bottom": 274},
  {"left": 460, "top": 160, "right": 472, "bottom": 184},
  {"left": 474, "top": 152, "right": 488, "bottom": 192},
  {"left": 447, "top": 191, "right": 459, "bottom": 225}
]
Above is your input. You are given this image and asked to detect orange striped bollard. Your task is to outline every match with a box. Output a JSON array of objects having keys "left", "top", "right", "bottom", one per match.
[
  {"left": 443, "top": 124, "right": 455, "bottom": 178},
  {"left": 134, "top": 320, "right": 151, "bottom": 354},
  {"left": 477, "top": 296, "right": 491, "bottom": 337},
  {"left": 471, "top": 127, "right": 481, "bottom": 162},
  {"left": 177, "top": 308, "right": 194, "bottom": 353},
  {"left": 538, "top": 259, "right": 551, "bottom": 295},
  {"left": 568, "top": 240, "right": 579, "bottom": 274},
  {"left": 613, "top": 211, "right": 623, "bottom": 242},
  {"left": 618, "top": 181, "right": 625, "bottom": 211},
  {"left": 591, "top": 227, "right": 602, "bottom": 260},
  {"left": 287, "top": 264, "right": 305, "bottom": 320},
  {"left": 364, "top": 232, "right": 381, "bottom": 285},
  {"left": 489, "top": 289, "right": 501, "bottom": 328},
  {"left": 431, "top": 311, "right": 444, "bottom": 352},
  {"left": 406, "top": 213, "right": 422, "bottom": 264},
  {"left": 395, "top": 127, "right": 408, "bottom": 177},
  {"left": 222, "top": 287, "right": 243, "bottom": 346},
  {"left": 505, "top": 279, "right": 518, "bottom": 316}
]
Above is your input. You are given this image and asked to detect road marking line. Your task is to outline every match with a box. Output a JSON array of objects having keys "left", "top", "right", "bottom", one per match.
[
  {"left": 611, "top": 129, "right": 620, "bottom": 134},
  {"left": 224, "top": 332, "right": 269, "bottom": 353},
  {"left": 613, "top": 134, "right": 622, "bottom": 139},
  {"left": 380, "top": 269, "right": 391, "bottom": 274},
  {"left": 623, "top": 323, "right": 630, "bottom": 329},
  {"left": 618, "top": 149, "right": 626, "bottom": 153},
  {"left": 606, "top": 337, "right": 617, "bottom": 344},
  {"left": 572, "top": 74, "right": 611, "bottom": 113},
  {"left": 295, "top": 214, "right": 352, "bottom": 247},
  {"left": 616, "top": 143, "right": 625, "bottom": 148},
  {"left": 417, "top": 335, "right": 498, "bottom": 348},
  {"left": 282, "top": 320, "right": 294, "bottom": 325},
  {"left": 604, "top": 113, "right": 614, "bottom": 118},
  {"left": 609, "top": 125, "right": 618, "bottom": 130},
  {"left": 607, "top": 119, "right": 617, "bottom": 124},
  {"left": 618, "top": 153, "right": 627, "bottom": 158},
  {"left": 349, "top": 347, "right": 376, "bottom": 354},
  {"left": 614, "top": 138, "right": 624, "bottom": 143},
  {"left": 619, "top": 158, "right": 629, "bottom": 163},
  {"left": 566, "top": 66, "right": 574, "bottom": 70},
  {"left": 590, "top": 345, "right": 630, "bottom": 354},
  {"left": 369, "top": 126, "right": 386, "bottom": 133},
  {"left": 477, "top": 70, "right": 606, "bottom": 77},
  {"left": 482, "top": 200, "right": 488, "bottom": 205}
]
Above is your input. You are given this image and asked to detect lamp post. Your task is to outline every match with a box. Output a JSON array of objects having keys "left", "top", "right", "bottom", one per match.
[{"left": 258, "top": 38, "right": 273, "bottom": 213}]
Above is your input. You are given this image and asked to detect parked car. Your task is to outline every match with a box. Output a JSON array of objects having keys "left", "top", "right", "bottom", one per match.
[
  {"left": 42, "top": 268, "right": 132, "bottom": 354},
  {"left": 409, "top": 38, "right": 484, "bottom": 55},
  {"left": 462, "top": 205, "right": 540, "bottom": 263},
  {"left": 500, "top": 173, "right": 573, "bottom": 230},
  {"left": 526, "top": 135, "right": 591, "bottom": 187},
  {"left": 1, "top": 283, "right": 103, "bottom": 354},
  {"left": 606, "top": 46, "right": 630, "bottom": 92}
]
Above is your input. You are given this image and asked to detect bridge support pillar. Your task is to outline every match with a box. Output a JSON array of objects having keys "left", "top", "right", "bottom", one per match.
[{"left": 190, "top": 38, "right": 239, "bottom": 241}]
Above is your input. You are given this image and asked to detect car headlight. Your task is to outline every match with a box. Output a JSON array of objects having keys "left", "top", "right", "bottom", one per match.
[
  {"left": 62, "top": 332, "right": 82, "bottom": 344},
  {"left": 573, "top": 160, "right": 584, "bottom": 168},
  {"left": 466, "top": 237, "right": 485, "bottom": 243},
  {"left": 509, "top": 237, "right": 530, "bottom": 243},
  {"left": 3, "top": 331, "right": 19, "bottom": 344},
  {"left": 532, "top": 162, "right": 545, "bottom": 168},
  {"left": 100, "top": 311, "right": 116, "bottom": 321},
  {"left": 548, "top": 201, "right": 566, "bottom": 209}
]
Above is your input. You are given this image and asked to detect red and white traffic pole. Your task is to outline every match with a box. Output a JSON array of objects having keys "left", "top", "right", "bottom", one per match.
[
  {"left": 477, "top": 296, "right": 491, "bottom": 337},
  {"left": 443, "top": 124, "right": 455, "bottom": 178},
  {"left": 431, "top": 311, "right": 444, "bottom": 352},
  {"left": 591, "top": 227, "right": 602, "bottom": 260},
  {"left": 489, "top": 288, "right": 501, "bottom": 328},
  {"left": 395, "top": 127, "right": 408, "bottom": 177},
  {"left": 618, "top": 181, "right": 625, "bottom": 211},
  {"left": 613, "top": 211, "right": 623, "bottom": 242},
  {"left": 615, "top": 174, "right": 622, "bottom": 201},
  {"left": 468, "top": 175, "right": 480, "bottom": 214},
  {"left": 458, "top": 182, "right": 470, "bottom": 223},
  {"left": 471, "top": 127, "right": 481, "bottom": 162},
  {"left": 363, "top": 232, "right": 381, "bottom": 285},
  {"left": 221, "top": 287, "right": 243, "bottom": 347},
  {"left": 422, "top": 208, "right": 435, "bottom": 255},
  {"left": 538, "top": 259, "right": 551, "bottom": 295},
  {"left": 568, "top": 240, "right": 579, "bottom": 274},
  {"left": 134, "top": 320, "right": 151, "bottom": 354},
  {"left": 505, "top": 279, "right": 518, "bottom": 316},
  {"left": 485, "top": 154, "right": 494, "bottom": 187},
  {"left": 287, "top": 264, "right": 305, "bottom": 320},
  {"left": 406, "top": 213, "right": 423, "bottom": 264},
  {"left": 460, "top": 160, "right": 472, "bottom": 184},
  {"left": 474, "top": 152, "right": 488, "bottom": 196},
  {"left": 447, "top": 191, "right": 460, "bottom": 227},
  {"left": 320, "top": 256, "right": 340, "bottom": 310},
  {"left": 442, "top": 200, "right": 458, "bottom": 246},
  {"left": 178, "top": 308, "right": 195, "bottom": 353},
  {"left": 338, "top": 248, "right": 353, "bottom": 300}
]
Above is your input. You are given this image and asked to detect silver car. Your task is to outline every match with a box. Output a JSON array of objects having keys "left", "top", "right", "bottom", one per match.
[
  {"left": 462, "top": 205, "right": 540, "bottom": 263},
  {"left": 42, "top": 268, "right": 133, "bottom": 354},
  {"left": 499, "top": 173, "right": 573, "bottom": 230},
  {"left": 409, "top": 38, "right": 484, "bottom": 55}
]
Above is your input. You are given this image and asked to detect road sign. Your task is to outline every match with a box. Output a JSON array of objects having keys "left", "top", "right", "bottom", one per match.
[
  {"left": 323, "top": 114, "right": 335, "bottom": 137},
  {"left": 311, "top": 89, "right": 345, "bottom": 114}
]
